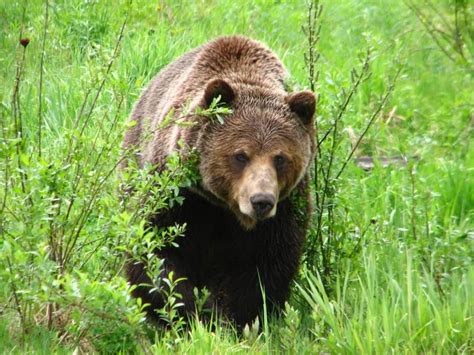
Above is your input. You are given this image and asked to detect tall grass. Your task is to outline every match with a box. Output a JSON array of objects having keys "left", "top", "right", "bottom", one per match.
[{"left": 299, "top": 248, "right": 472, "bottom": 353}]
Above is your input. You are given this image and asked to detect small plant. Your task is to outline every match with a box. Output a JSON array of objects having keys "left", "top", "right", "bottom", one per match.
[
  {"left": 277, "top": 303, "right": 301, "bottom": 353},
  {"left": 194, "top": 95, "right": 233, "bottom": 125},
  {"left": 303, "top": 0, "right": 401, "bottom": 288},
  {"left": 158, "top": 95, "right": 233, "bottom": 129},
  {"left": 153, "top": 271, "right": 187, "bottom": 330},
  {"left": 405, "top": 0, "right": 474, "bottom": 70}
]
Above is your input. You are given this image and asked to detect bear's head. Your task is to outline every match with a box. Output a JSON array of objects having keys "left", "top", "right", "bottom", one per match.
[{"left": 197, "top": 79, "right": 316, "bottom": 230}]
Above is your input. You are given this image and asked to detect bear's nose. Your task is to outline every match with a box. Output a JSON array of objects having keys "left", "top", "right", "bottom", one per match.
[{"left": 250, "top": 193, "right": 275, "bottom": 218}]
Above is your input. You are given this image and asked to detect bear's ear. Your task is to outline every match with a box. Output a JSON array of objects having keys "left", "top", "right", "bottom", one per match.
[
  {"left": 285, "top": 91, "right": 316, "bottom": 126},
  {"left": 203, "top": 79, "right": 235, "bottom": 107}
]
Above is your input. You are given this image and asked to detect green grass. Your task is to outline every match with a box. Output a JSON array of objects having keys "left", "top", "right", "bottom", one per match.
[{"left": 1, "top": 0, "right": 473, "bottom": 353}]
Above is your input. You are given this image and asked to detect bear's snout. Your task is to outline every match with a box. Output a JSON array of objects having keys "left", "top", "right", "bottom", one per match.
[
  {"left": 236, "top": 158, "right": 279, "bottom": 224},
  {"left": 250, "top": 193, "right": 275, "bottom": 218}
]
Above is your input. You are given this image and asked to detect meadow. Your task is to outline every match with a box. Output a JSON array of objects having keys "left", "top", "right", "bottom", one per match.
[{"left": 0, "top": 0, "right": 472, "bottom": 353}]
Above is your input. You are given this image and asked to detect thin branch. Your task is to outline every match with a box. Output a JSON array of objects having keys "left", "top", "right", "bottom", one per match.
[
  {"left": 6, "top": 256, "right": 26, "bottom": 339},
  {"left": 78, "top": 10, "right": 129, "bottom": 138},
  {"left": 335, "top": 66, "right": 401, "bottom": 180},
  {"left": 0, "top": 109, "right": 9, "bottom": 216},
  {"left": 323, "top": 49, "right": 371, "bottom": 188},
  {"left": 406, "top": 1, "right": 456, "bottom": 63},
  {"left": 38, "top": 0, "right": 49, "bottom": 157},
  {"left": 11, "top": 3, "right": 30, "bottom": 201},
  {"left": 51, "top": 8, "right": 130, "bottom": 270}
]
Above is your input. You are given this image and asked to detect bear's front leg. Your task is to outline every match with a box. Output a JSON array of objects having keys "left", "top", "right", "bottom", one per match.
[
  {"left": 216, "top": 219, "right": 304, "bottom": 328},
  {"left": 213, "top": 264, "right": 292, "bottom": 329}
]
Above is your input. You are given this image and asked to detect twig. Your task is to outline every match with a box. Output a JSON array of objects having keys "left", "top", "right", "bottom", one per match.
[
  {"left": 304, "top": 0, "right": 322, "bottom": 93},
  {"left": 0, "top": 110, "right": 9, "bottom": 217},
  {"left": 6, "top": 256, "right": 26, "bottom": 340},
  {"left": 51, "top": 8, "right": 130, "bottom": 272},
  {"left": 335, "top": 66, "right": 401, "bottom": 180},
  {"left": 38, "top": 0, "right": 49, "bottom": 157},
  {"left": 406, "top": 1, "right": 456, "bottom": 63},
  {"left": 314, "top": 49, "right": 371, "bottom": 264},
  {"left": 11, "top": 3, "right": 32, "bottom": 206},
  {"left": 78, "top": 10, "right": 129, "bottom": 138},
  {"left": 408, "top": 162, "right": 418, "bottom": 241}
]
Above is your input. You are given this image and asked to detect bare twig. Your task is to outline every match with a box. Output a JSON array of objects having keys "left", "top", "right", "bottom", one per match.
[
  {"left": 38, "top": 0, "right": 49, "bottom": 157},
  {"left": 335, "top": 66, "right": 401, "bottom": 180}
]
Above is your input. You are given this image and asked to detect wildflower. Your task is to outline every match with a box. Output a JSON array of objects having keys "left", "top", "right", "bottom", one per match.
[{"left": 20, "top": 38, "right": 30, "bottom": 47}]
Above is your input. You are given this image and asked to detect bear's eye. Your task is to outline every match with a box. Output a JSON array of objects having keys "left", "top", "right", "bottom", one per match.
[
  {"left": 234, "top": 152, "right": 249, "bottom": 165},
  {"left": 274, "top": 154, "right": 287, "bottom": 169}
]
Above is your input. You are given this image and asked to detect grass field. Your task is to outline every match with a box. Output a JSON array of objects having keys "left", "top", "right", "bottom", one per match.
[{"left": 1, "top": 0, "right": 473, "bottom": 353}]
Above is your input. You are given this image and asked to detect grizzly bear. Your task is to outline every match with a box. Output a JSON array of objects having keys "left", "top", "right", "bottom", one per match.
[{"left": 123, "top": 36, "right": 316, "bottom": 328}]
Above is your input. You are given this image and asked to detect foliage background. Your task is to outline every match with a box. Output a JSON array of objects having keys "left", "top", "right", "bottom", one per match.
[{"left": 0, "top": 0, "right": 472, "bottom": 353}]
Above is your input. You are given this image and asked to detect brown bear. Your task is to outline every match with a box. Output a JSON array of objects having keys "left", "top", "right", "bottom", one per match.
[{"left": 123, "top": 35, "right": 316, "bottom": 328}]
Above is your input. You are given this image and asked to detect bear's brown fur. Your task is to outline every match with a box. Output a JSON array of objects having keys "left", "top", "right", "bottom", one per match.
[{"left": 123, "top": 36, "right": 316, "bottom": 328}]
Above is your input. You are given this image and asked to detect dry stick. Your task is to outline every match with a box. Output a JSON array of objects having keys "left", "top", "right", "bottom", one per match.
[
  {"left": 335, "top": 66, "right": 401, "bottom": 180},
  {"left": 11, "top": 4, "right": 33, "bottom": 208},
  {"left": 303, "top": 0, "right": 324, "bottom": 271},
  {"left": 38, "top": 0, "right": 49, "bottom": 157}
]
